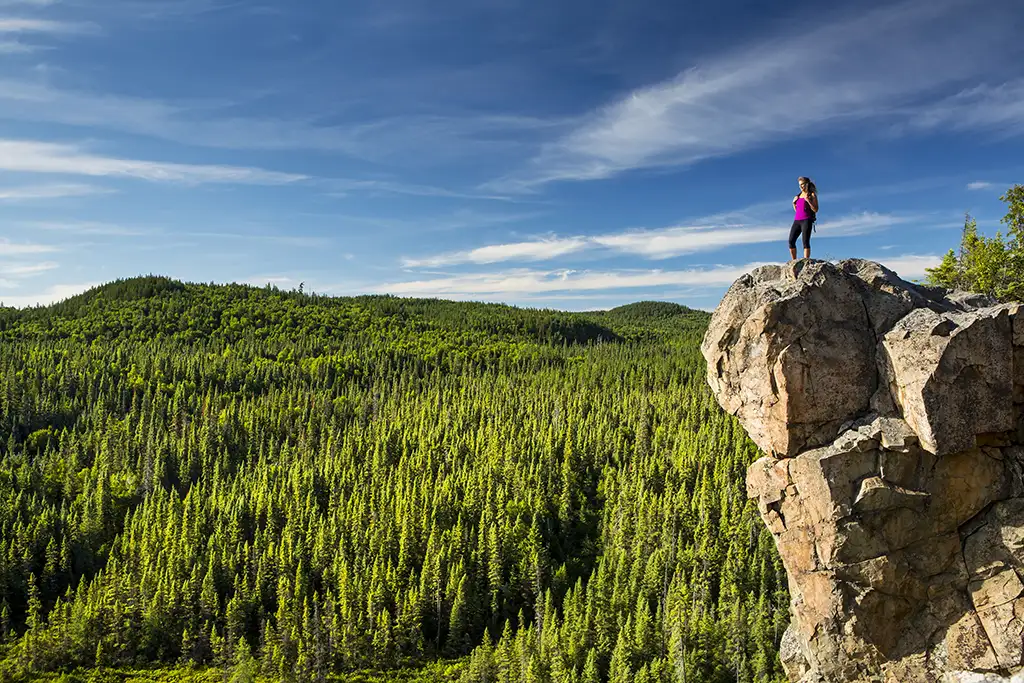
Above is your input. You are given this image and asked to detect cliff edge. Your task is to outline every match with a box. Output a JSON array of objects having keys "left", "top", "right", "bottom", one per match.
[{"left": 701, "top": 259, "right": 1024, "bottom": 683}]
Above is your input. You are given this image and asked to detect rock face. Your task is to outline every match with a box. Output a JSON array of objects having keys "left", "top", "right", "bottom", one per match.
[{"left": 702, "top": 259, "right": 1024, "bottom": 683}]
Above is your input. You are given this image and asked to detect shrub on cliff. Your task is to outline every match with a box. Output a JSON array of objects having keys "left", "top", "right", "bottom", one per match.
[{"left": 927, "top": 184, "right": 1024, "bottom": 301}]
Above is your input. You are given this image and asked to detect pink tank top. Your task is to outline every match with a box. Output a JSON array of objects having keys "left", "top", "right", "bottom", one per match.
[{"left": 794, "top": 197, "right": 812, "bottom": 220}]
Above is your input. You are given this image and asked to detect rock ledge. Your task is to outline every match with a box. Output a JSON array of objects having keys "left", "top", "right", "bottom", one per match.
[{"left": 702, "top": 260, "right": 1024, "bottom": 683}]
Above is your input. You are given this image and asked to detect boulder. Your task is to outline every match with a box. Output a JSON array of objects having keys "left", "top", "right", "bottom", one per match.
[
  {"left": 703, "top": 260, "right": 1024, "bottom": 682},
  {"left": 881, "top": 306, "right": 1014, "bottom": 455},
  {"left": 701, "top": 261, "right": 877, "bottom": 457}
]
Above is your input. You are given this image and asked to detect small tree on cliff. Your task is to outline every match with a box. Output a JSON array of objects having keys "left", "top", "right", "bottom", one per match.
[{"left": 927, "top": 184, "right": 1024, "bottom": 301}]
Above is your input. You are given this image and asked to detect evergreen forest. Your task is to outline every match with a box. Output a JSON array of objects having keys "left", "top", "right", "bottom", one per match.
[{"left": 0, "top": 279, "right": 788, "bottom": 682}]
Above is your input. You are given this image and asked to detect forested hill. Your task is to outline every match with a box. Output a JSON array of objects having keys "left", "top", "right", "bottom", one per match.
[
  {"left": 0, "top": 277, "right": 787, "bottom": 683},
  {"left": 1, "top": 277, "right": 702, "bottom": 347}
]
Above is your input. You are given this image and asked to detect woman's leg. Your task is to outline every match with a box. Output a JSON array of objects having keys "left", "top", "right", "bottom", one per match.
[
  {"left": 788, "top": 222, "right": 801, "bottom": 260},
  {"left": 802, "top": 220, "right": 812, "bottom": 259}
]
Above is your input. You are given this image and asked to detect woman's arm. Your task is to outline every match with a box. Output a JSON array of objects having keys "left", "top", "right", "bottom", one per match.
[{"left": 806, "top": 192, "right": 818, "bottom": 212}]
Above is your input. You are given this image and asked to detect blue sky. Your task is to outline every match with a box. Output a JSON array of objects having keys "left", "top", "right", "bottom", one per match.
[{"left": 0, "top": 0, "right": 1022, "bottom": 311}]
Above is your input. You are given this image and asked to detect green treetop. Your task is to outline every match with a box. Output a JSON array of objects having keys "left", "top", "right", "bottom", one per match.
[{"left": 926, "top": 184, "right": 1024, "bottom": 301}]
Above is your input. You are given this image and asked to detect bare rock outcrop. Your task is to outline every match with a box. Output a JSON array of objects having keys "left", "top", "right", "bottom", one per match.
[{"left": 702, "top": 259, "right": 1024, "bottom": 683}]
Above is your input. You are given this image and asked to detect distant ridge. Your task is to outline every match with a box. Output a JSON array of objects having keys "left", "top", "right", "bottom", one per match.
[{"left": 603, "top": 300, "right": 699, "bottom": 320}]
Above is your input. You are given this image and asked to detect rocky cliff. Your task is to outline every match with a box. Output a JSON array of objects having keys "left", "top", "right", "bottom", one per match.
[{"left": 701, "top": 259, "right": 1024, "bottom": 683}]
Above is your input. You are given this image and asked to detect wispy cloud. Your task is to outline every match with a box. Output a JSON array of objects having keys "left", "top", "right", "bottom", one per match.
[
  {"left": 0, "top": 139, "right": 306, "bottom": 184},
  {"left": 592, "top": 225, "right": 777, "bottom": 259},
  {"left": 0, "top": 237, "right": 57, "bottom": 255},
  {"left": 0, "top": 281, "right": 96, "bottom": 308},
  {"left": 326, "top": 177, "right": 515, "bottom": 201},
  {"left": 182, "top": 230, "right": 329, "bottom": 248},
  {"left": 0, "top": 14, "right": 95, "bottom": 52},
  {"left": 0, "top": 80, "right": 532, "bottom": 198},
  {"left": 0, "top": 260, "right": 57, "bottom": 277},
  {"left": 373, "top": 263, "right": 772, "bottom": 298},
  {"left": 492, "top": 0, "right": 1022, "bottom": 189},
  {"left": 0, "top": 80, "right": 553, "bottom": 171},
  {"left": 0, "top": 18, "right": 93, "bottom": 33},
  {"left": 911, "top": 80, "right": 1024, "bottom": 135},
  {"left": 0, "top": 182, "right": 112, "bottom": 201},
  {"left": 866, "top": 254, "right": 942, "bottom": 280},
  {"left": 402, "top": 237, "right": 590, "bottom": 267},
  {"left": 401, "top": 211, "right": 915, "bottom": 265},
  {"left": 24, "top": 220, "right": 145, "bottom": 236},
  {"left": 371, "top": 254, "right": 943, "bottom": 305},
  {"left": 965, "top": 180, "right": 1018, "bottom": 192},
  {"left": 0, "top": 0, "right": 60, "bottom": 6}
]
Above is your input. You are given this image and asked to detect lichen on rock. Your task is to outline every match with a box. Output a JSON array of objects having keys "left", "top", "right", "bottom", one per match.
[{"left": 702, "top": 259, "right": 1024, "bottom": 683}]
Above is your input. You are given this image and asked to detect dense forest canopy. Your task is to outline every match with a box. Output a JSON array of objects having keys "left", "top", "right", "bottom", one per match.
[{"left": 0, "top": 279, "right": 787, "bottom": 682}]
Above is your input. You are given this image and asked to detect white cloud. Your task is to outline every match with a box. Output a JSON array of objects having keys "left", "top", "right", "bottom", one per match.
[
  {"left": 0, "top": 15, "right": 95, "bottom": 52},
  {"left": 592, "top": 225, "right": 778, "bottom": 259},
  {"left": 965, "top": 180, "right": 1018, "bottom": 192},
  {"left": 868, "top": 254, "right": 943, "bottom": 280},
  {"left": 0, "top": 260, "right": 57, "bottom": 277},
  {"left": 402, "top": 237, "right": 590, "bottom": 267},
  {"left": 912, "top": 81, "right": 1024, "bottom": 135},
  {"left": 241, "top": 276, "right": 295, "bottom": 286},
  {"left": 0, "top": 238, "right": 57, "bottom": 255},
  {"left": 183, "top": 230, "right": 328, "bottom": 248},
  {"left": 815, "top": 212, "right": 919, "bottom": 237},
  {"left": 0, "top": 39, "right": 35, "bottom": 52},
  {"left": 24, "top": 220, "right": 145, "bottom": 236},
  {"left": 494, "top": 0, "right": 1021, "bottom": 189},
  {"left": 0, "top": 79, "right": 552, "bottom": 171},
  {"left": 0, "top": 281, "right": 96, "bottom": 308},
  {"left": 402, "top": 211, "right": 916, "bottom": 266},
  {"left": 0, "top": 139, "right": 306, "bottom": 185},
  {"left": 373, "top": 263, "right": 772, "bottom": 297},
  {"left": 0, "top": 182, "right": 112, "bottom": 201},
  {"left": 0, "top": 18, "right": 91, "bottom": 33}
]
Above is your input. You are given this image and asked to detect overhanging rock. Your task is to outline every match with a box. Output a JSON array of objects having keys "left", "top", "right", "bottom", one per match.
[{"left": 703, "top": 259, "right": 1024, "bottom": 683}]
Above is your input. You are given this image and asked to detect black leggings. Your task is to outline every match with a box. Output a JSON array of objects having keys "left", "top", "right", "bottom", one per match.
[{"left": 789, "top": 219, "right": 813, "bottom": 250}]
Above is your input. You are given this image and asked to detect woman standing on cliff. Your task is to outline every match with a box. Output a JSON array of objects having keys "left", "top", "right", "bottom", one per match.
[{"left": 789, "top": 177, "right": 818, "bottom": 260}]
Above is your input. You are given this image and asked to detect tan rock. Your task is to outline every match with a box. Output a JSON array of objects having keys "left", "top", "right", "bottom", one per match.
[
  {"left": 976, "top": 597, "right": 1024, "bottom": 669},
  {"left": 879, "top": 450, "right": 918, "bottom": 487},
  {"left": 929, "top": 447, "right": 1007, "bottom": 532},
  {"left": 828, "top": 519, "right": 890, "bottom": 566},
  {"left": 945, "top": 611, "right": 1001, "bottom": 672},
  {"left": 852, "top": 589, "right": 915, "bottom": 659},
  {"left": 854, "top": 477, "right": 929, "bottom": 514},
  {"left": 788, "top": 442, "right": 878, "bottom": 525},
  {"left": 1013, "top": 305, "right": 1024, "bottom": 346},
  {"left": 873, "top": 416, "right": 919, "bottom": 452},
  {"left": 881, "top": 306, "right": 1014, "bottom": 455},
  {"left": 963, "top": 500, "right": 1024, "bottom": 578},
  {"left": 702, "top": 261, "right": 878, "bottom": 456},
  {"left": 780, "top": 622, "right": 814, "bottom": 682},
  {"left": 942, "top": 673, "right": 1024, "bottom": 683},
  {"left": 969, "top": 566, "right": 1024, "bottom": 611},
  {"left": 778, "top": 524, "right": 821, "bottom": 574},
  {"left": 707, "top": 260, "right": 1024, "bottom": 683},
  {"left": 747, "top": 455, "right": 790, "bottom": 512},
  {"left": 791, "top": 570, "right": 841, "bottom": 630},
  {"left": 1015, "top": 347, "right": 1024, "bottom": 403}
]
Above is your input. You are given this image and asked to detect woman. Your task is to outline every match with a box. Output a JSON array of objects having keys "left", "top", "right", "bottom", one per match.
[{"left": 789, "top": 177, "right": 818, "bottom": 260}]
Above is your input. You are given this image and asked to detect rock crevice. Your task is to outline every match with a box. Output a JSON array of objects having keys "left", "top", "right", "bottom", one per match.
[{"left": 702, "top": 259, "right": 1024, "bottom": 683}]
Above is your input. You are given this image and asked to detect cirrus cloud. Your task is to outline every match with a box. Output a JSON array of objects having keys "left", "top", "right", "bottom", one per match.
[{"left": 0, "top": 139, "right": 306, "bottom": 185}]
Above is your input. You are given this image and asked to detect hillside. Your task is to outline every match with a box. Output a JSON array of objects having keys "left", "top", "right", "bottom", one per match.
[{"left": 0, "top": 279, "right": 782, "bottom": 683}]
